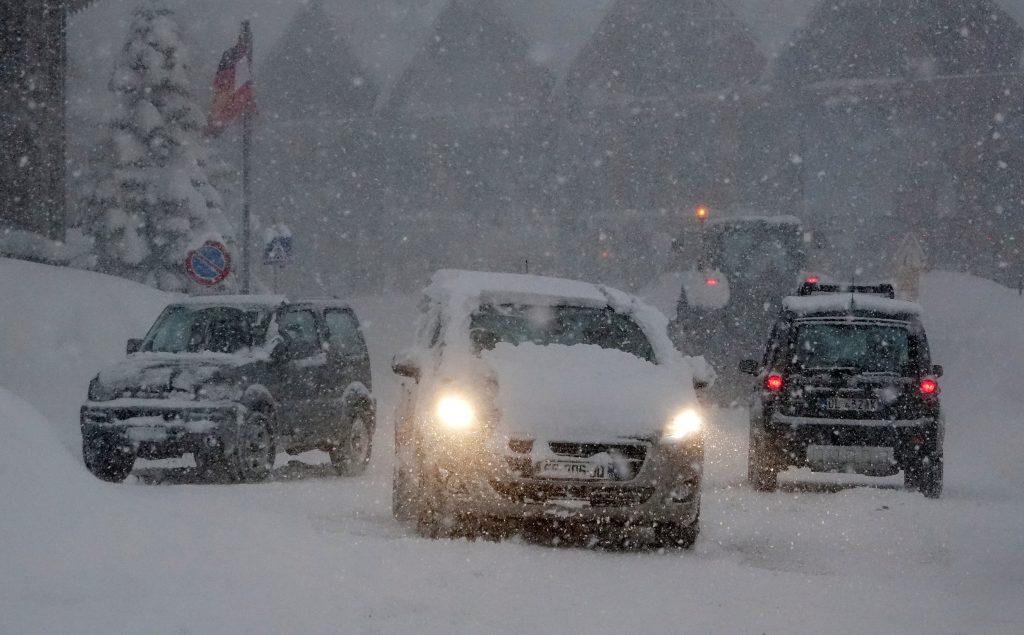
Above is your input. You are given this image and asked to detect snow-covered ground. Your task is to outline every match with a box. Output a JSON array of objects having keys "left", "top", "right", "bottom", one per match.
[{"left": 1, "top": 259, "right": 1022, "bottom": 633}]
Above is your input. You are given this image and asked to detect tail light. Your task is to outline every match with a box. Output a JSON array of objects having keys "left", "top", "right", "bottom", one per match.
[
  {"left": 805, "top": 275, "right": 820, "bottom": 284},
  {"left": 705, "top": 277, "right": 719, "bottom": 286},
  {"left": 765, "top": 374, "right": 784, "bottom": 391},
  {"left": 919, "top": 378, "right": 938, "bottom": 395}
]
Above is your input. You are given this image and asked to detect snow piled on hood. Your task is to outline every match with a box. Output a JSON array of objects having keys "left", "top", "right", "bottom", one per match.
[{"left": 482, "top": 342, "right": 695, "bottom": 441}]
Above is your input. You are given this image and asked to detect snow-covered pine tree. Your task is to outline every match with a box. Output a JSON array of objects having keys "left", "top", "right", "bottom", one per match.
[{"left": 84, "top": 0, "right": 234, "bottom": 292}]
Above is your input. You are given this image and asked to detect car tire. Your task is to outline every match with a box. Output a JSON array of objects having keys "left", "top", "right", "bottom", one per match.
[
  {"left": 414, "top": 466, "right": 450, "bottom": 539},
  {"left": 748, "top": 435, "right": 780, "bottom": 492},
  {"left": 330, "top": 413, "right": 373, "bottom": 477},
  {"left": 83, "top": 435, "right": 135, "bottom": 483},
  {"left": 392, "top": 465, "right": 414, "bottom": 521},
  {"left": 230, "top": 411, "right": 275, "bottom": 482},
  {"left": 193, "top": 446, "right": 232, "bottom": 482},
  {"left": 655, "top": 515, "right": 700, "bottom": 550},
  {"left": 905, "top": 456, "right": 943, "bottom": 498}
]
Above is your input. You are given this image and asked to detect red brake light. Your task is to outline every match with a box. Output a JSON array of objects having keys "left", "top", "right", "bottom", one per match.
[
  {"left": 705, "top": 277, "right": 719, "bottom": 286},
  {"left": 805, "top": 275, "right": 820, "bottom": 284},
  {"left": 765, "top": 374, "right": 784, "bottom": 391},
  {"left": 920, "top": 378, "right": 938, "bottom": 395}
]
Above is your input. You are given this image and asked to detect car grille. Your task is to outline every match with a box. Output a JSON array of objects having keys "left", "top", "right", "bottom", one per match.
[
  {"left": 547, "top": 442, "right": 647, "bottom": 461},
  {"left": 490, "top": 481, "right": 655, "bottom": 508},
  {"left": 503, "top": 441, "right": 649, "bottom": 481}
]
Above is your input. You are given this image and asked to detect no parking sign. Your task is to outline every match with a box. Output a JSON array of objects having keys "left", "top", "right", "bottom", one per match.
[{"left": 185, "top": 241, "right": 232, "bottom": 286}]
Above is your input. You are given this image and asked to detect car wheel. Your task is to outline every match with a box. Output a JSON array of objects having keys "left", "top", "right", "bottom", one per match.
[
  {"left": 330, "top": 413, "right": 373, "bottom": 477},
  {"left": 392, "top": 465, "right": 414, "bottom": 521},
  {"left": 655, "top": 516, "right": 700, "bottom": 550},
  {"left": 905, "top": 456, "right": 943, "bottom": 498},
  {"left": 193, "top": 445, "right": 231, "bottom": 482},
  {"left": 231, "top": 411, "right": 275, "bottom": 482},
  {"left": 83, "top": 435, "right": 135, "bottom": 483},
  {"left": 748, "top": 435, "right": 780, "bottom": 492},
  {"left": 414, "top": 465, "right": 450, "bottom": 539}
]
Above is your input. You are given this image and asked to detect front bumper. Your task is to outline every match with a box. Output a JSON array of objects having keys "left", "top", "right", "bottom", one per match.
[
  {"left": 764, "top": 413, "right": 942, "bottom": 472},
  {"left": 80, "top": 399, "right": 243, "bottom": 459},
  {"left": 424, "top": 437, "right": 703, "bottom": 527}
]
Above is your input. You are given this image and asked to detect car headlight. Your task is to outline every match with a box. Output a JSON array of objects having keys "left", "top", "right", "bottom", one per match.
[
  {"left": 436, "top": 394, "right": 476, "bottom": 431},
  {"left": 664, "top": 408, "right": 702, "bottom": 441}
]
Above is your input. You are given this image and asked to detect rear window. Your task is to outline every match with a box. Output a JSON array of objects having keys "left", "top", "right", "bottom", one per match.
[
  {"left": 469, "top": 304, "right": 655, "bottom": 362},
  {"left": 791, "top": 321, "right": 914, "bottom": 374}
]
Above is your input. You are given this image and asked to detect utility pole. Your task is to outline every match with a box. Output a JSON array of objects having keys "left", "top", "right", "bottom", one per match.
[{"left": 240, "top": 20, "right": 253, "bottom": 294}]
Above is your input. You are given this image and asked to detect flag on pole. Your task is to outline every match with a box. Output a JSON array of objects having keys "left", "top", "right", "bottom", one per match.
[{"left": 206, "top": 24, "right": 255, "bottom": 136}]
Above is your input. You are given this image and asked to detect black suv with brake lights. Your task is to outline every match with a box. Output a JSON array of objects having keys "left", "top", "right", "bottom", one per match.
[
  {"left": 740, "top": 282, "right": 943, "bottom": 497},
  {"left": 80, "top": 296, "right": 375, "bottom": 483}
]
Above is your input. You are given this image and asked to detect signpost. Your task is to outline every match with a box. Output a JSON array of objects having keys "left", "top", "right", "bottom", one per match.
[
  {"left": 263, "top": 223, "right": 293, "bottom": 292},
  {"left": 185, "top": 240, "right": 232, "bottom": 287}
]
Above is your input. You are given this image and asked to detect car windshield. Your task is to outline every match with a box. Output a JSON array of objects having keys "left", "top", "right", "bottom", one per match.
[
  {"left": 468, "top": 304, "right": 655, "bottom": 362},
  {"left": 141, "top": 306, "right": 269, "bottom": 354},
  {"left": 793, "top": 322, "right": 911, "bottom": 373},
  {"left": 709, "top": 226, "right": 802, "bottom": 279}
]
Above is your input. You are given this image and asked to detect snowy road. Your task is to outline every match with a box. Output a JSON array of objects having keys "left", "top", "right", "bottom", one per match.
[{"left": 2, "top": 260, "right": 1023, "bottom": 633}]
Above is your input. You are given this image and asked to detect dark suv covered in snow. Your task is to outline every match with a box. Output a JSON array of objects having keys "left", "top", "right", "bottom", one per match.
[
  {"left": 741, "top": 283, "right": 943, "bottom": 497},
  {"left": 80, "top": 296, "right": 375, "bottom": 482}
]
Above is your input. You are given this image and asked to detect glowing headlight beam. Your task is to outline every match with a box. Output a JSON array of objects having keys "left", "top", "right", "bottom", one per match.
[
  {"left": 665, "top": 408, "right": 702, "bottom": 440},
  {"left": 436, "top": 395, "right": 476, "bottom": 431}
]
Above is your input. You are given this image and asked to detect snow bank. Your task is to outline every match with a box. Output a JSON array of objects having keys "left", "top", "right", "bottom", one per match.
[
  {"left": 0, "top": 258, "right": 170, "bottom": 450},
  {"left": 482, "top": 342, "right": 694, "bottom": 440},
  {"left": 920, "top": 271, "right": 1024, "bottom": 499}
]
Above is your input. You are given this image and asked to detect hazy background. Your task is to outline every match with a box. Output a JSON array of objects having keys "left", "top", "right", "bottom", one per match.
[{"left": 67, "top": 0, "right": 1024, "bottom": 294}]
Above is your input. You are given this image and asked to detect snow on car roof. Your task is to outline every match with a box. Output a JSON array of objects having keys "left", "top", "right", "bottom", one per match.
[
  {"left": 783, "top": 293, "right": 922, "bottom": 317},
  {"left": 173, "top": 294, "right": 288, "bottom": 308}
]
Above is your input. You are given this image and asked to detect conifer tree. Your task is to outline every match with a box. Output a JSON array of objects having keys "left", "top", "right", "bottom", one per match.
[{"left": 85, "top": 0, "right": 234, "bottom": 291}]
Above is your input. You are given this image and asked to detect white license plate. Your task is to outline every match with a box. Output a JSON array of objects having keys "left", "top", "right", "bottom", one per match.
[
  {"left": 825, "top": 397, "right": 880, "bottom": 412},
  {"left": 536, "top": 459, "right": 607, "bottom": 480}
]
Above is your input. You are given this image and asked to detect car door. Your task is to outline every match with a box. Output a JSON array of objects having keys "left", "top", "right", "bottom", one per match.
[
  {"left": 274, "top": 305, "right": 326, "bottom": 444},
  {"left": 320, "top": 307, "right": 372, "bottom": 438}
]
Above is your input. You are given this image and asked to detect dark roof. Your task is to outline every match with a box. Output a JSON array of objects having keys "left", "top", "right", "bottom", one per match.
[
  {"left": 260, "top": 0, "right": 379, "bottom": 119},
  {"left": 384, "top": 0, "right": 553, "bottom": 117},
  {"left": 564, "top": 0, "right": 766, "bottom": 103},
  {"left": 777, "top": 0, "right": 1024, "bottom": 86}
]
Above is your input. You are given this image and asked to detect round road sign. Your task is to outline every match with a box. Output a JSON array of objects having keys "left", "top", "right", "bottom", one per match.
[{"left": 185, "top": 240, "right": 232, "bottom": 286}]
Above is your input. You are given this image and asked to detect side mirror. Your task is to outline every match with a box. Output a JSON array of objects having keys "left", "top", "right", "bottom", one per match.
[
  {"left": 391, "top": 350, "right": 421, "bottom": 381},
  {"left": 931, "top": 364, "right": 944, "bottom": 378},
  {"left": 738, "top": 359, "right": 759, "bottom": 375},
  {"left": 127, "top": 338, "right": 143, "bottom": 354}
]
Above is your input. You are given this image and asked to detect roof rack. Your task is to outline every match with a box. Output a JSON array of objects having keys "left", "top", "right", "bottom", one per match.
[{"left": 797, "top": 281, "right": 895, "bottom": 299}]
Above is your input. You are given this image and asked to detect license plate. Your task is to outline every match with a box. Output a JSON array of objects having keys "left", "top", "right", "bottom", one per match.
[
  {"left": 824, "top": 397, "right": 880, "bottom": 412},
  {"left": 536, "top": 459, "right": 607, "bottom": 480}
]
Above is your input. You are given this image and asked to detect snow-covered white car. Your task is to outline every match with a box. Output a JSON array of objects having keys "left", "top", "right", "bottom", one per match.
[
  {"left": 391, "top": 270, "right": 713, "bottom": 547},
  {"left": 80, "top": 296, "right": 375, "bottom": 482}
]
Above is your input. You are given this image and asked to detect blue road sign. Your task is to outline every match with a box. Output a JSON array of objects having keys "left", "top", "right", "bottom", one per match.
[{"left": 185, "top": 241, "right": 232, "bottom": 286}]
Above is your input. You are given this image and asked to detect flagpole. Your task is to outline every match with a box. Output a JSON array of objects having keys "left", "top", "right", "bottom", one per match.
[{"left": 241, "top": 20, "right": 253, "bottom": 294}]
